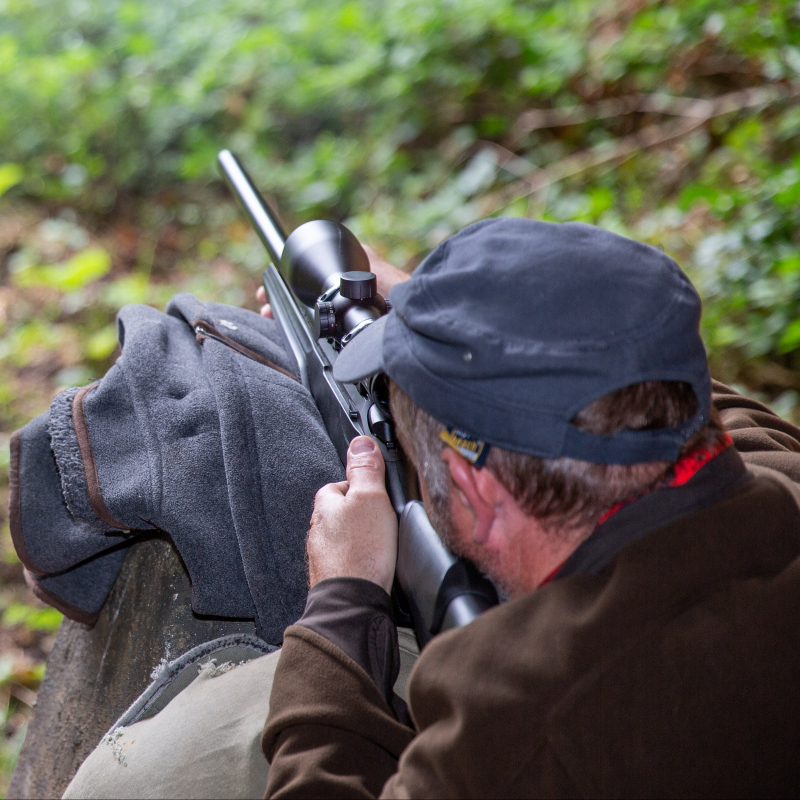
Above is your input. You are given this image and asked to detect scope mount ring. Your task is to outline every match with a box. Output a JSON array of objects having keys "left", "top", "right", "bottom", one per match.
[{"left": 340, "top": 318, "right": 375, "bottom": 347}]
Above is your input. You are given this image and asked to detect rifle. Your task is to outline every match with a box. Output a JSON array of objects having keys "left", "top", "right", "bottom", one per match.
[{"left": 218, "top": 149, "right": 498, "bottom": 647}]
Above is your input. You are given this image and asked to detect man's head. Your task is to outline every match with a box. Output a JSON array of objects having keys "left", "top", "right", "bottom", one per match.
[
  {"left": 389, "top": 378, "right": 725, "bottom": 597},
  {"left": 334, "top": 218, "right": 722, "bottom": 596}
]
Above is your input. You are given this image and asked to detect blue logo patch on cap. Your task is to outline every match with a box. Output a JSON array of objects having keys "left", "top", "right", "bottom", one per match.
[{"left": 440, "top": 427, "right": 491, "bottom": 468}]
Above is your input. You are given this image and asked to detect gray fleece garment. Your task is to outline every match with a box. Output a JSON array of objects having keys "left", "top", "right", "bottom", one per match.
[{"left": 9, "top": 293, "right": 344, "bottom": 644}]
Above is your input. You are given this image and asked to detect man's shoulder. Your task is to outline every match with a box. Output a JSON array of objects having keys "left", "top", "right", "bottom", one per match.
[
  {"left": 418, "top": 465, "right": 800, "bottom": 675},
  {"left": 405, "top": 477, "right": 800, "bottom": 795}
]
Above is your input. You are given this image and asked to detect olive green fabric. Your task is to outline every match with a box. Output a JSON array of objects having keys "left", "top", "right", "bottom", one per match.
[
  {"left": 61, "top": 631, "right": 420, "bottom": 800},
  {"left": 62, "top": 651, "right": 280, "bottom": 800}
]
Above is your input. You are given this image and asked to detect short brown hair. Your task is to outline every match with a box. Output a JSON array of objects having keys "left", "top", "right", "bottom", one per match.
[{"left": 389, "top": 380, "right": 726, "bottom": 538}]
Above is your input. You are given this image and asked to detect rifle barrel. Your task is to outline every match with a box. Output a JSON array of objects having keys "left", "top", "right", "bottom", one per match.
[
  {"left": 217, "top": 150, "right": 287, "bottom": 265},
  {"left": 218, "top": 148, "right": 498, "bottom": 644}
]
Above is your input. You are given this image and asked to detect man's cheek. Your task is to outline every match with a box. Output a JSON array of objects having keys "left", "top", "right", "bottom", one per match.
[{"left": 440, "top": 517, "right": 510, "bottom": 600}]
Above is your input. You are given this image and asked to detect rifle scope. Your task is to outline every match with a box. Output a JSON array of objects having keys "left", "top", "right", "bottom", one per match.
[
  {"left": 218, "top": 150, "right": 386, "bottom": 346},
  {"left": 219, "top": 149, "right": 500, "bottom": 646}
]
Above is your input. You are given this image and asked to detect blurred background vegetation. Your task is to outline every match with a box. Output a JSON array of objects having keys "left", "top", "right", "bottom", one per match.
[{"left": 1, "top": 0, "right": 800, "bottom": 792}]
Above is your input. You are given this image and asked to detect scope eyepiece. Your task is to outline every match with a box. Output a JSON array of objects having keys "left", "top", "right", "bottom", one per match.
[{"left": 278, "top": 218, "right": 387, "bottom": 346}]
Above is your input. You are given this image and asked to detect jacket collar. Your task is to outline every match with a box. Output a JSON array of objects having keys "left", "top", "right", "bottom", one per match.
[{"left": 554, "top": 442, "right": 751, "bottom": 581}]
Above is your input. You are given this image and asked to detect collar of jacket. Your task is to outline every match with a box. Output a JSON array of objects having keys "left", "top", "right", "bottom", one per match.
[{"left": 553, "top": 438, "right": 750, "bottom": 582}]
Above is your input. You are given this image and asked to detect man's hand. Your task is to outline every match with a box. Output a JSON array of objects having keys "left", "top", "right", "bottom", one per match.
[
  {"left": 257, "top": 244, "right": 409, "bottom": 319},
  {"left": 306, "top": 436, "right": 398, "bottom": 594}
]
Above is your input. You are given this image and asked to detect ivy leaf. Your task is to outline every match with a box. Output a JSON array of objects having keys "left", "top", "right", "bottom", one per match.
[
  {"left": 85, "top": 324, "right": 119, "bottom": 360},
  {"left": 0, "top": 163, "right": 23, "bottom": 198},
  {"left": 14, "top": 247, "right": 112, "bottom": 293},
  {"left": 778, "top": 318, "right": 800, "bottom": 353}
]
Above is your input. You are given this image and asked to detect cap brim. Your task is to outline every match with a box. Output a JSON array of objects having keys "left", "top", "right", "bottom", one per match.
[{"left": 332, "top": 314, "right": 388, "bottom": 383}]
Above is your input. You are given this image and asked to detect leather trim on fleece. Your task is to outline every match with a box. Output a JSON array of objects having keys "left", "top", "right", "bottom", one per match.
[
  {"left": 8, "top": 429, "right": 47, "bottom": 575},
  {"left": 72, "top": 384, "right": 127, "bottom": 530},
  {"left": 23, "top": 567, "right": 99, "bottom": 627}
]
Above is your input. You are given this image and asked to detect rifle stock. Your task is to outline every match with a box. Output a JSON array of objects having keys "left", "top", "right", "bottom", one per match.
[{"left": 218, "top": 149, "right": 497, "bottom": 647}]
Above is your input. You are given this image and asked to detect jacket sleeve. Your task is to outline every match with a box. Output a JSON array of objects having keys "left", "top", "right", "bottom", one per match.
[
  {"left": 262, "top": 625, "right": 415, "bottom": 799},
  {"left": 713, "top": 380, "right": 800, "bottom": 483},
  {"left": 295, "top": 578, "right": 403, "bottom": 709}
]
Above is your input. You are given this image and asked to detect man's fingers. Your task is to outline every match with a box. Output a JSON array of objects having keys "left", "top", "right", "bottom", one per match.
[
  {"left": 255, "top": 286, "right": 274, "bottom": 318},
  {"left": 346, "top": 436, "right": 386, "bottom": 493},
  {"left": 307, "top": 436, "right": 397, "bottom": 593},
  {"left": 362, "top": 244, "right": 410, "bottom": 296},
  {"left": 316, "top": 480, "right": 349, "bottom": 502}
]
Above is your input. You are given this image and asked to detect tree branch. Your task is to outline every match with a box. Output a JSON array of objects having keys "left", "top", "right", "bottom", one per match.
[
  {"left": 509, "top": 84, "right": 799, "bottom": 142},
  {"left": 483, "top": 83, "right": 800, "bottom": 215}
]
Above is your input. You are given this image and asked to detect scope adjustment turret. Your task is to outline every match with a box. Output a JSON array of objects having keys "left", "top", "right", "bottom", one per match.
[
  {"left": 314, "top": 301, "right": 337, "bottom": 339},
  {"left": 339, "top": 271, "right": 377, "bottom": 300}
]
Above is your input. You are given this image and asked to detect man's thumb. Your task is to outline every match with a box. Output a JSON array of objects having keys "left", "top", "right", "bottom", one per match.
[{"left": 346, "top": 436, "right": 385, "bottom": 491}]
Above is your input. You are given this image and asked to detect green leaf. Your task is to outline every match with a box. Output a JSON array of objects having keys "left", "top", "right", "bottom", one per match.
[
  {"left": 774, "top": 254, "right": 800, "bottom": 278},
  {"left": 0, "top": 319, "right": 64, "bottom": 365},
  {"left": 778, "top": 318, "right": 800, "bottom": 353},
  {"left": 101, "top": 274, "right": 150, "bottom": 308},
  {"left": 711, "top": 324, "right": 744, "bottom": 349},
  {"left": 85, "top": 324, "right": 119, "bottom": 360},
  {"left": 587, "top": 187, "right": 614, "bottom": 218},
  {"left": 0, "top": 163, "right": 23, "bottom": 198},
  {"left": 2, "top": 603, "right": 63, "bottom": 633},
  {"left": 14, "top": 247, "right": 112, "bottom": 293},
  {"left": 678, "top": 184, "right": 718, "bottom": 211}
]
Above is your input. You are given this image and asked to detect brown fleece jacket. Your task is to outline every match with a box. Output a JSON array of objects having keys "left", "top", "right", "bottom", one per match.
[{"left": 262, "top": 382, "right": 800, "bottom": 798}]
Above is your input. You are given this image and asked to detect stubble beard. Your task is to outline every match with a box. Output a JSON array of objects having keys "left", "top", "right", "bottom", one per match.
[{"left": 423, "top": 474, "right": 512, "bottom": 604}]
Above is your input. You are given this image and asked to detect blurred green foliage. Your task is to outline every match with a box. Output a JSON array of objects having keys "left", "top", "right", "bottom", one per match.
[
  {"left": 2, "top": 0, "right": 800, "bottom": 791},
  {"left": 13, "top": 246, "right": 111, "bottom": 292},
  {"left": 1, "top": 605, "right": 62, "bottom": 635},
  {"left": 0, "top": 166, "right": 23, "bottom": 200},
  {"left": 1, "top": 0, "right": 800, "bottom": 378},
  {"left": 0, "top": 643, "right": 49, "bottom": 798}
]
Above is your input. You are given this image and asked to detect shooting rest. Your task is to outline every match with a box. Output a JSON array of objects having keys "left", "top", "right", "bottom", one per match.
[{"left": 8, "top": 534, "right": 257, "bottom": 800}]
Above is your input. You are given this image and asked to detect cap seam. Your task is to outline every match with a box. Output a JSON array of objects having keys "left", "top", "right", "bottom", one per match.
[
  {"left": 388, "top": 323, "right": 708, "bottom": 459},
  {"left": 401, "top": 227, "right": 693, "bottom": 350},
  {"left": 407, "top": 286, "right": 690, "bottom": 353},
  {"left": 392, "top": 315, "right": 707, "bottom": 419}
]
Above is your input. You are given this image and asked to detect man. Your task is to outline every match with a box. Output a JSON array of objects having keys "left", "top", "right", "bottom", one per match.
[
  {"left": 261, "top": 218, "right": 800, "bottom": 797},
  {"left": 61, "top": 217, "right": 799, "bottom": 799}
]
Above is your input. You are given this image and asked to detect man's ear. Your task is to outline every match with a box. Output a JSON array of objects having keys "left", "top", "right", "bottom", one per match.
[{"left": 441, "top": 449, "right": 500, "bottom": 543}]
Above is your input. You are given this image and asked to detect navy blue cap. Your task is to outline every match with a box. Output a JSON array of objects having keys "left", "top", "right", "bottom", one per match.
[{"left": 333, "top": 218, "right": 711, "bottom": 465}]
